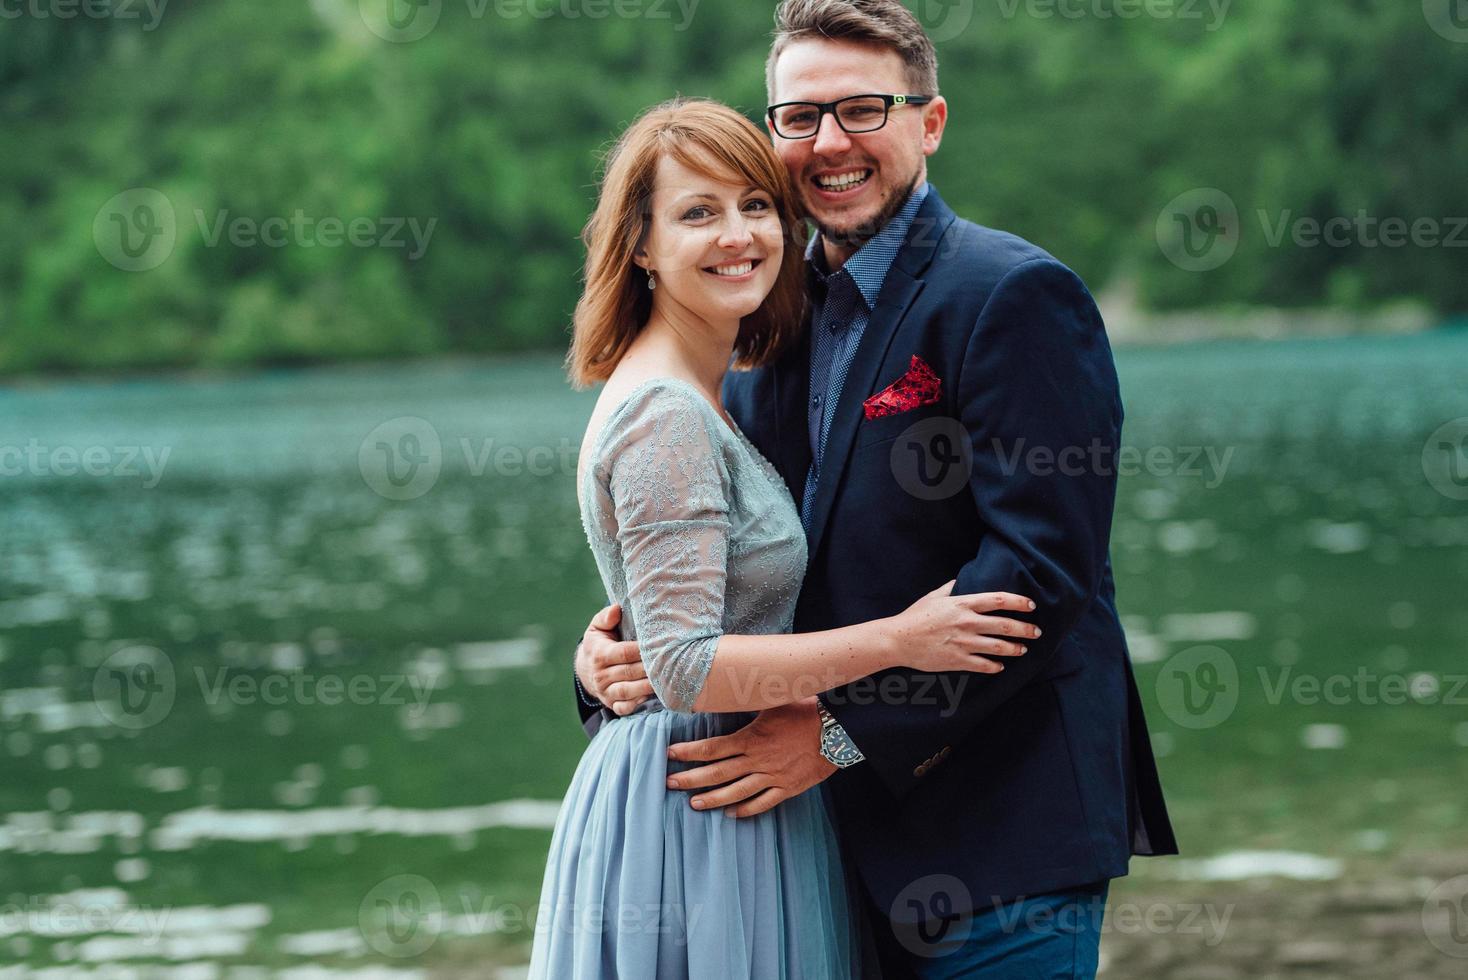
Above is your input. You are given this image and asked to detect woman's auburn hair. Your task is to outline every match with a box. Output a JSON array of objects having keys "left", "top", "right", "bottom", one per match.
[{"left": 565, "top": 97, "right": 809, "bottom": 389}]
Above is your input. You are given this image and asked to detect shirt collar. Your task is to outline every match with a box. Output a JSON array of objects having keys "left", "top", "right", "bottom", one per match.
[{"left": 805, "top": 181, "right": 930, "bottom": 309}]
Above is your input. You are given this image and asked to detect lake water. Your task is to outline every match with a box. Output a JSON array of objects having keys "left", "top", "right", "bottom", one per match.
[{"left": 2, "top": 332, "right": 1466, "bottom": 976}]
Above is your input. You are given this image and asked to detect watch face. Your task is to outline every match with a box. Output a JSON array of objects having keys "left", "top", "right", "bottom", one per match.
[{"left": 822, "top": 731, "right": 861, "bottom": 766}]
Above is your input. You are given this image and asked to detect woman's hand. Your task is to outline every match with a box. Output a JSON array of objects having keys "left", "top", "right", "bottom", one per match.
[{"left": 886, "top": 579, "right": 1040, "bottom": 674}]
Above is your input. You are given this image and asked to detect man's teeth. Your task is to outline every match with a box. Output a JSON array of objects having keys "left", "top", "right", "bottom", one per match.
[
  {"left": 817, "top": 170, "right": 871, "bottom": 191},
  {"left": 709, "top": 261, "right": 754, "bottom": 277}
]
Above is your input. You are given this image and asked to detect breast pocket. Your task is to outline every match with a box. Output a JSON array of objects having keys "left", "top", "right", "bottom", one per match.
[
  {"left": 852, "top": 401, "right": 953, "bottom": 452},
  {"left": 854, "top": 405, "right": 974, "bottom": 509}
]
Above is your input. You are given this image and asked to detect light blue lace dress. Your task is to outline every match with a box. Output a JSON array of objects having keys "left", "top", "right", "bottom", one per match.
[{"left": 528, "top": 378, "right": 856, "bottom": 978}]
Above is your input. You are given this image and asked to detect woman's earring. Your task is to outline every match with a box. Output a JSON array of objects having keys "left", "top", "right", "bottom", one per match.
[{"left": 647, "top": 270, "right": 656, "bottom": 291}]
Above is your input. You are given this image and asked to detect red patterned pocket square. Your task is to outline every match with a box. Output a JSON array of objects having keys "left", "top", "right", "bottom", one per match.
[{"left": 862, "top": 355, "right": 943, "bottom": 420}]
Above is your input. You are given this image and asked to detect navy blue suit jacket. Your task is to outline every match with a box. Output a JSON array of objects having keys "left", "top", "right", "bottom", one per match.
[{"left": 577, "top": 186, "right": 1176, "bottom": 921}]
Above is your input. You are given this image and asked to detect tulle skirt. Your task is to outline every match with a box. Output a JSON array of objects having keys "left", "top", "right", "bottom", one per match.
[{"left": 528, "top": 702, "right": 857, "bottom": 978}]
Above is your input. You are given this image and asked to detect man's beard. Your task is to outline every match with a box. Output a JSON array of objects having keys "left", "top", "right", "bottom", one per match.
[{"left": 809, "top": 173, "right": 919, "bottom": 253}]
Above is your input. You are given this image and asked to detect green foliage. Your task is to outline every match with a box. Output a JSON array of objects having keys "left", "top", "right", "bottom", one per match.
[{"left": 2, "top": 0, "right": 1464, "bottom": 374}]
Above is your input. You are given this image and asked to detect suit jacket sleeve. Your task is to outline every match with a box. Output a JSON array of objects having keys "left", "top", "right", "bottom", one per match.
[
  {"left": 826, "top": 257, "right": 1122, "bottom": 799},
  {"left": 572, "top": 646, "right": 608, "bottom": 739}
]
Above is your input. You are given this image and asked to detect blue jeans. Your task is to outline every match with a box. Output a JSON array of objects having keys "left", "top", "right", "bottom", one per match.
[{"left": 864, "top": 880, "right": 1110, "bottom": 979}]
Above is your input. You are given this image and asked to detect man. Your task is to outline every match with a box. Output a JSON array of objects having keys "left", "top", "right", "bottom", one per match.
[{"left": 573, "top": 1, "right": 1176, "bottom": 975}]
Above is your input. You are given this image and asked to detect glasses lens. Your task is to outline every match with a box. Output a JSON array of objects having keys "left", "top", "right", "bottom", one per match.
[
  {"left": 836, "top": 97, "right": 888, "bottom": 133},
  {"left": 773, "top": 104, "right": 821, "bottom": 138}
]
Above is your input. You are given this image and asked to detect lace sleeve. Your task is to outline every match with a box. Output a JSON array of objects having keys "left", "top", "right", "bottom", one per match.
[{"left": 604, "top": 383, "right": 731, "bottom": 713}]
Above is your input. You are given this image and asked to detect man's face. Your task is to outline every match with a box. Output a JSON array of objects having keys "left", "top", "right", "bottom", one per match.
[{"left": 767, "top": 37, "right": 946, "bottom": 256}]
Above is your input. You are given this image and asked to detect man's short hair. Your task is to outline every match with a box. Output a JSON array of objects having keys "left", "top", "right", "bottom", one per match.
[{"left": 767, "top": 0, "right": 940, "bottom": 101}]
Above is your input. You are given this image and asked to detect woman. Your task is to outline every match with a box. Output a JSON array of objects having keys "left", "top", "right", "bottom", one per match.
[{"left": 529, "top": 98, "right": 1037, "bottom": 978}]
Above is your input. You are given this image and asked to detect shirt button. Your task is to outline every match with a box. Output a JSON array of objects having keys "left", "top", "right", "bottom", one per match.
[{"left": 812, "top": 395, "right": 822, "bottom": 407}]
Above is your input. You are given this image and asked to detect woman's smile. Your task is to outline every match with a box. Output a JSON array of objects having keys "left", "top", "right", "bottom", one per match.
[{"left": 701, "top": 257, "right": 764, "bottom": 282}]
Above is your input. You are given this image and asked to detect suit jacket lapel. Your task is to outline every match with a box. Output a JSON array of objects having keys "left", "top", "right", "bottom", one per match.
[{"left": 803, "top": 188, "right": 957, "bottom": 563}]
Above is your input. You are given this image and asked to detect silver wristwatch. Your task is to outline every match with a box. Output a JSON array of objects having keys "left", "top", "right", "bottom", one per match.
[{"left": 816, "top": 697, "right": 865, "bottom": 768}]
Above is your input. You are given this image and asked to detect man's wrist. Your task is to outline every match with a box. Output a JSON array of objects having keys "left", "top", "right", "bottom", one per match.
[{"left": 815, "top": 695, "right": 865, "bottom": 768}]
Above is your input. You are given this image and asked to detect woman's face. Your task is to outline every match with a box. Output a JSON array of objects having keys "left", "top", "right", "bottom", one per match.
[{"left": 636, "top": 154, "right": 786, "bottom": 327}]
